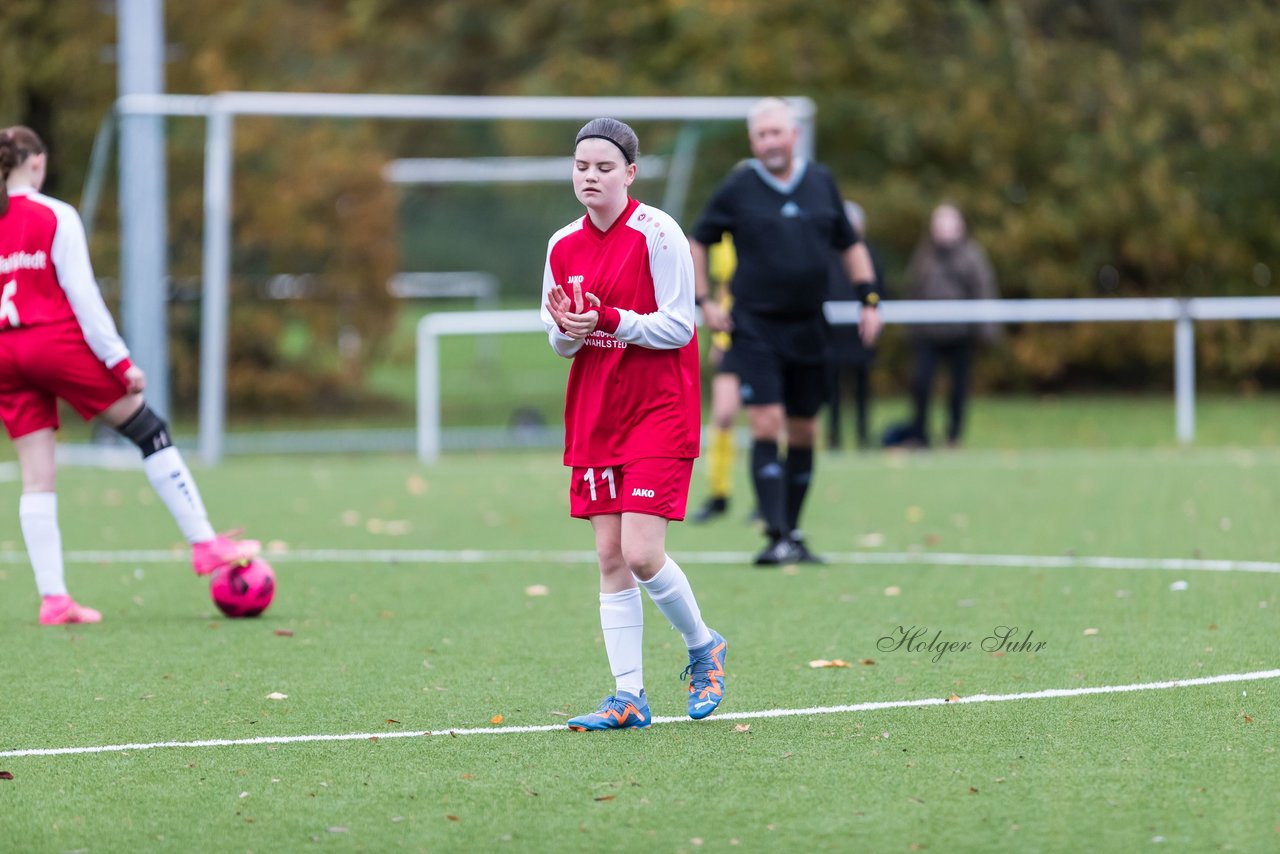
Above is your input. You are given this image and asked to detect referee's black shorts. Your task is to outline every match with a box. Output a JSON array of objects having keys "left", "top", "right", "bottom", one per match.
[{"left": 730, "top": 309, "right": 829, "bottom": 418}]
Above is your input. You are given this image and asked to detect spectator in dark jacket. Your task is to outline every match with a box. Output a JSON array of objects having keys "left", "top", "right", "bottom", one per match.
[{"left": 902, "top": 203, "right": 999, "bottom": 448}]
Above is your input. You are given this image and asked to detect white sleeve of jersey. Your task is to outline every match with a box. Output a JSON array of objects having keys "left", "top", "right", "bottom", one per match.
[
  {"left": 611, "top": 208, "right": 695, "bottom": 350},
  {"left": 47, "top": 197, "right": 131, "bottom": 369},
  {"left": 540, "top": 231, "right": 583, "bottom": 359}
]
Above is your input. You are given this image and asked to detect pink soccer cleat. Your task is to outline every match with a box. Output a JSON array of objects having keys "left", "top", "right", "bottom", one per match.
[
  {"left": 40, "top": 595, "right": 103, "bottom": 626},
  {"left": 192, "top": 531, "right": 261, "bottom": 576}
]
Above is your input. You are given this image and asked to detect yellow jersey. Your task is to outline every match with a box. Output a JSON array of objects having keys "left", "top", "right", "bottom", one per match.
[{"left": 707, "top": 237, "right": 736, "bottom": 351}]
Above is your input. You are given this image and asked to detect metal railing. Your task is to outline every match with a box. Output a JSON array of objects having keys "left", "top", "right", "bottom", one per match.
[{"left": 416, "top": 297, "right": 1280, "bottom": 462}]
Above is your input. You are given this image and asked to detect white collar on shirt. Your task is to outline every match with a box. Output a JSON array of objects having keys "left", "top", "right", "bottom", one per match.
[{"left": 749, "top": 157, "right": 808, "bottom": 196}]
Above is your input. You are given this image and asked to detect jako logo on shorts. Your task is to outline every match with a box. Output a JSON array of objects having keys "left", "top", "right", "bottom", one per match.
[{"left": 631, "top": 488, "right": 655, "bottom": 498}]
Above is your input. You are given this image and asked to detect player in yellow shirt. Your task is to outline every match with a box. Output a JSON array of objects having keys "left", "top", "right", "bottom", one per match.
[{"left": 691, "top": 237, "right": 742, "bottom": 523}]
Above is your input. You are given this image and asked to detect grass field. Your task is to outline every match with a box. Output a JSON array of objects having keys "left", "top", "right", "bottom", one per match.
[{"left": 1, "top": 437, "right": 1277, "bottom": 852}]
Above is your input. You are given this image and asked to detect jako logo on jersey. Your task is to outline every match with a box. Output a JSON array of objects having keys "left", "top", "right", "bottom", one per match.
[
  {"left": 566, "top": 275, "right": 584, "bottom": 286},
  {"left": 0, "top": 251, "right": 48, "bottom": 274},
  {"left": 631, "top": 487, "right": 656, "bottom": 498}
]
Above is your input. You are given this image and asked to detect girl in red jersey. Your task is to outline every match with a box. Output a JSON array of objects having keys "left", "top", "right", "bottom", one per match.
[
  {"left": 541, "top": 118, "right": 727, "bottom": 730},
  {"left": 0, "top": 126, "right": 258, "bottom": 625}
]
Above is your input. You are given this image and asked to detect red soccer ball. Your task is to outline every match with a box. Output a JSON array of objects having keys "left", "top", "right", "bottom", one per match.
[{"left": 210, "top": 558, "right": 276, "bottom": 618}]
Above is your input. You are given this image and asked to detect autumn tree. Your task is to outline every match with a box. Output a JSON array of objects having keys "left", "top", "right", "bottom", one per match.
[{"left": 4, "top": 0, "right": 1279, "bottom": 401}]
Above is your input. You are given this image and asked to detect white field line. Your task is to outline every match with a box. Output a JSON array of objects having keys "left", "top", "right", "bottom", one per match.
[
  {"left": 35, "top": 445, "right": 1280, "bottom": 473},
  {"left": 3, "top": 668, "right": 1277, "bottom": 759},
  {"left": 1, "top": 547, "right": 1278, "bottom": 574}
]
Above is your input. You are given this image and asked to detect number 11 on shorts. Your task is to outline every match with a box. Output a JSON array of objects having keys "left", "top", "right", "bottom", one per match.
[{"left": 582, "top": 467, "right": 616, "bottom": 502}]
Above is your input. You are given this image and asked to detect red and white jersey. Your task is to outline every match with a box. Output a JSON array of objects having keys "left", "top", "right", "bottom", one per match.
[
  {"left": 0, "top": 187, "right": 130, "bottom": 370},
  {"left": 541, "top": 198, "right": 701, "bottom": 467}
]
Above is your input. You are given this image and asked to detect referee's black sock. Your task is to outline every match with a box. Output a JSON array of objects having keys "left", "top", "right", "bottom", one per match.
[
  {"left": 751, "top": 439, "right": 787, "bottom": 540},
  {"left": 785, "top": 445, "right": 814, "bottom": 534}
]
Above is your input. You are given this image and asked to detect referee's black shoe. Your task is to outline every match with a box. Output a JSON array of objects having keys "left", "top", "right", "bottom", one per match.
[
  {"left": 788, "top": 531, "right": 826, "bottom": 564},
  {"left": 753, "top": 535, "right": 802, "bottom": 566},
  {"left": 691, "top": 496, "right": 729, "bottom": 524}
]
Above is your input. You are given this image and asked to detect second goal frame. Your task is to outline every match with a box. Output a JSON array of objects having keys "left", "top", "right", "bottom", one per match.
[{"left": 114, "top": 92, "right": 817, "bottom": 464}]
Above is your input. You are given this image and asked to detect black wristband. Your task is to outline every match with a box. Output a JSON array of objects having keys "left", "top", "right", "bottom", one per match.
[{"left": 854, "top": 281, "right": 879, "bottom": 307}]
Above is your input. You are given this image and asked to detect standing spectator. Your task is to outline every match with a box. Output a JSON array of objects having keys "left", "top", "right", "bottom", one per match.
[
  {"left": 0, "top": 126, "right": 259, "bottom": 625},
  {"left": 826, "top": 201, "right": 886, "bottom": 450},
  {"left": 541, "top": 118, "right": 727, "bottom": 731},
  {"left": 691, "top": 98, "right": 881, "bottom": 565},
  {"left": 903, "top": 203, "right": 999, "bottom": 448}
]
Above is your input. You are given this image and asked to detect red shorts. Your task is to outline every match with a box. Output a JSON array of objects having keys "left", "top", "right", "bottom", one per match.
[
  {"left": 569, "top": 457, "right": 694, "bottom": 521},
  {"left": 0, "top": 320, "right": 129, "bottom": 439}
]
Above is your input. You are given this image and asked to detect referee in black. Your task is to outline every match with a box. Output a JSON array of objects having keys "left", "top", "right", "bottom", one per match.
[{"left": 691, "top": 97, "right": 882, "bottom": 565}]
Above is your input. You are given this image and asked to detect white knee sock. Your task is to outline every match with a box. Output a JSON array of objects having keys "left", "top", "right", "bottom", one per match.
[
  {"left": 143, "top": 447, "right": 216, "bottom": 543},
  {"left": 639, "top": 557, "right": 712, "bottom": 649},
  {"left": 600, "top": 588, "right": 644, "bottom": 696},
  {"left": 19, "top": 492, "right": 67, "bottom": 597}
]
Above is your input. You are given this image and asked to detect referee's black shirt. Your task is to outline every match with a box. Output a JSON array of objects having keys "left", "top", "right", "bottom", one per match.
[{"left": 692, "top": 159, "right": 859, "bottom": 318}]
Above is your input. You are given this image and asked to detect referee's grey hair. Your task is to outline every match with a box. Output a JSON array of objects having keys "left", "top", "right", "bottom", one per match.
[
  {"left": 747, "top": 97, "right": 797, "bottom": 131},
  {"left": 574, "top": 118, "right": 639, "bottom": 165}
]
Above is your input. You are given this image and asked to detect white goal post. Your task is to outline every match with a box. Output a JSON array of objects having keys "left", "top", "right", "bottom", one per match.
[
  {"left": 415, "top": 296, "right": 1280, "bottom": 462},
  {"left": 113, "top": 92, "right": 817, "bottom": 464}
]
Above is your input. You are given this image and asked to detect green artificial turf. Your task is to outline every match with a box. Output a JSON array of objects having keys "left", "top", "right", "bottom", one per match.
[{"left": 0, "top": 447, "right": 1276, "bottom": 852}]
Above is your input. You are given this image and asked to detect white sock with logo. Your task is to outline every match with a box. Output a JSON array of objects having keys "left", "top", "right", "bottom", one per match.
[
  {"left": 600, "top": 588, "right": 645, "bottom": 697},
  {"left": 19, "top": 492, "right": 68, "bottom": 597},
  {"left": 639, "top": 557, "right": 712, "bottom": 649},
  {"left": 143, "top": 447, "right": 216, "bottom": 543}
]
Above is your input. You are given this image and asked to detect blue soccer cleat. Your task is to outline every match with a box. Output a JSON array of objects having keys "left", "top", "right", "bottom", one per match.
[
  {"left": 683, "top": 630, "right": 728, "bottom": 719},
  {"left": 567, "top": 690, "right": 652, "bottom": 731}
]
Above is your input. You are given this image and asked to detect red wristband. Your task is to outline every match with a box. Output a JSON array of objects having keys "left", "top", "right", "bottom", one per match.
[
  {"left": 109, "top": 358, "right": 133, "bottom": 385},
  {"left": 590, "top": 305, "right": 621, "bottom": 335}
]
